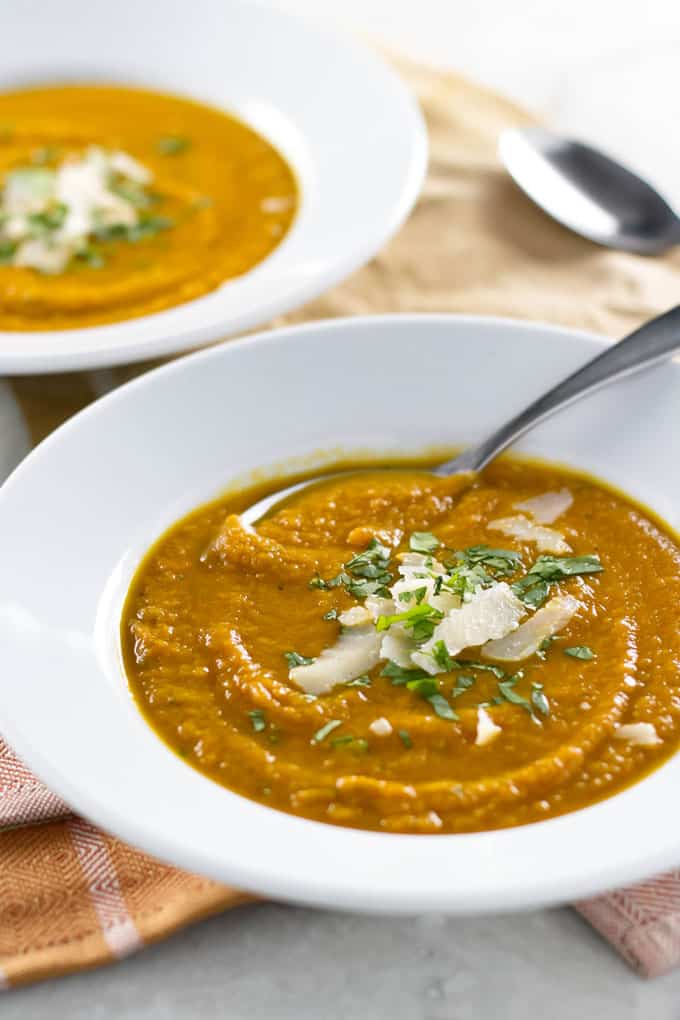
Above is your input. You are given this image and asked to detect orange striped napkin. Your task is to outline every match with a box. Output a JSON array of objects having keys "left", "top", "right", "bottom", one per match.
[{"left": 2, "top": 57, "right": 680, "bottom": 987}]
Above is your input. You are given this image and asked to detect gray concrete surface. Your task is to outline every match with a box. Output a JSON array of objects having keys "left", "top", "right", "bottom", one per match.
[{"left": 5, "top": 903, "right": 680, "bottom": 1019}]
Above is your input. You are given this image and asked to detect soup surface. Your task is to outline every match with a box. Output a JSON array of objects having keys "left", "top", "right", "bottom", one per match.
[
  {"left": 0, "top": 85, "right": 297, "bottom": 329},
  {"left": 123, "top": 459, "right": 680, "bottom": 834}
]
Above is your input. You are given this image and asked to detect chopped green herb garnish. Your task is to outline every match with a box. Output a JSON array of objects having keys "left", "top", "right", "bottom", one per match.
[
  {"left": 93, "top": 214, "right": 174, "bottom": 243},
  {"left": 452, "top": 658, "right": 506, "bottom": 679},
  {"left": 248, "top": 709, "right": 266, "bottom": 732},
  {"left": 427, "top": 692, "right": 459, "bottom": 721},
  {"left": 27, "top": 202, "right": 67, "bottom": 233},
  {"left": 331, "top": 734, "right": 356, "bottom": 747},
  {"left": 310, "top": 538, "right": 392, "bottom": 599},
  {"left": 331, "top": 734, "right": 369, "bottom": 752},
  {"left": 513, "top": 579, "right": 550, "bottom": 609},
  {"left": 451, "top": 674, "right": 475, "bottom": 697},
  {"left": 376, "top": 602, "right": 442, "bottom": 634},
  {"left": 443, "top": 563, "right": 493, "bottom": 602},
  {"left": 495, "top": 673, "right": 535, "bottom": 716},
  {"left": 398, "top": 729, "right": 413, "bottom": 749},
  {"left": 75, "top": 245, "right": 105, "bottom": 268},
  {"left": 399, "top": 586, "right": 427, "bottom": 605},
  {"left": 529, "top": 554, "right": 603, "bottom": 580},
  {"left": 284, "top": 650, "right": 314, "bottom": 668},
  {"left": 513, "top": 554, "right": 603, "bottom": 607},
  {"left": 406, "top": 677, "right": 439, "bottom": 698},
  {"left": 313, "top": 719, "right": 343, "bottom": 743},
  {"left": 531, "top": 682, "right": 550, "bottom": 717},
  {"left": 381, "top": 661, "right": 431, "bottom": 685},
  {"left": 309, "top": 571, "right": 349, "bottom": 591},
  {"left": 539, "top": 637, "right": 554, "bottom": 652},
  {"left": 409, "top": 531, "right": 440, "bottom": 554},
  {"left": 432, "top": 639, "right": 454, "bottom": 672},
  {"left": 345, "top": 675, "right": 372, "bottom": 688},
  {"left": 157, "top": 135, "right": 191, "bottom": 155},
  {"left": 0, "top": 241, "right": 17, "bottom": 263},
  {"left": 564, "top": 645, "right": 595, "bottom": 660},
  {"left": 345, "top": 538, "right": 391, "bottom": 578},
  {"left": 322, "top": 608, "right": 338, "bottom": 621},
  {"left": 454, "top": 545, "right": 521, "bottom": 577}
]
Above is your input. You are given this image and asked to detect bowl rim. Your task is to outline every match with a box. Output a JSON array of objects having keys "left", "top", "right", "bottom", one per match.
[{"left": 3, "top": 312, "right": 680, "bottom": 916}]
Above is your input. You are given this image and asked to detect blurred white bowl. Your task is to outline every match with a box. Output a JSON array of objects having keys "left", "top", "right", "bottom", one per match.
[{"left": 0, "top": 0, "right": 426, "bottom": 373}]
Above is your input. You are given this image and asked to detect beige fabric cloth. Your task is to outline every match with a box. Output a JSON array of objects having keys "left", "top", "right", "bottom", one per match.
[{"left": 2, "top": 57, "right": 680, "bottom": 988}]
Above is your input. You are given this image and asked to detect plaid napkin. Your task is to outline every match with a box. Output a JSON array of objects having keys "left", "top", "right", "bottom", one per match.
[{"left": 3, "top": 56, "right": 680, "bottom": 987}]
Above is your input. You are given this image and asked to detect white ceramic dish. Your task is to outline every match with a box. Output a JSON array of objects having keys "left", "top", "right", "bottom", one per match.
[
  {"left": 0, "top": 315, "right": 679, "bottom": 915},
  {"left": 0, "top": 1, "right": 426, "bottom": 374}
]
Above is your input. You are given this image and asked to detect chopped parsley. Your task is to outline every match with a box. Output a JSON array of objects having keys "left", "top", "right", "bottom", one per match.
[
  {"left": 27, "top": 203, "right": 67, "bottom": 232},
  {"left": 345, "top": 675, "right": 372, "bottom": 688},
  {"left": 406, "top": 676, "right": 439, "bottom": 698},
  {"left": 442, "top": 563, "right": 493, "bottom": 602},
  {"left": 376, "top": 603, "right": 443, "bottom": 645},
  {"left": 513, "top": 554, "right": 603, "bottom": 607},
  {"left": 157, "top": 135, "right": 191, "bottom": 155},
  {"left": 331, "top": 735, "right": 368, "bottom": 752},
  {"left": 564, "top": 645, "right": 595, "bottom": 660},
  {"left": 402, "top": 675, "right": 459, "bottom": 721},
  {"left": 453, "top": 545, "right": 521, "bottom": 578},
  {"left": 452, "top": 658, "right": 506, "bottom": 679},
  {"left": 322, "top": 608, "right": 338, "bottom": 621},
  {"left": 248, "top": 709, "right": 266, "bottom": 733},
  {"left": 409, "top": 531, "right": 440, "bottom": 554},
  {"left": 309, "top": 537, "right": 393, "bottom": 599},
  {"left": 451, "top": 674, "right": 475, "bottom": 697},
  {"left": 381, "top": 661, "right": 431, "bottom": 685},
  {"left": 531, "top": 682, "right": 550, "bottom": 717},
  {"left": 398, "top": 729, "right": 413, "bottom": 749},
  {"left": 427, "top": 692, "right": 459, "bottom": 721},
  {"left": 284, "top": 650, "right": 314, "bottom": 668},
  {"left": 313, "top": 719, "right": 343, "bottom": 743},
  {"left": 399, "top": 586, "right": 427, "bottom": 605},
  {"left": 432, "top": 639, "right": 454, "bottom": 672}
]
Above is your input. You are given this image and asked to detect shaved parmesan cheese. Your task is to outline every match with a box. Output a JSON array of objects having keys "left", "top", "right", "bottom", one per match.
[
  {"left": 397, "top": 552, "right": 446, "bottom": 578},
  {"left": 390, "top": 576, "right": 460, "bottom": 617},
  {"left": 369, "top": 717, "right": 393, "bottom": 737},
  {"left": 614, "top": 723, "right": 661, "bottom": 746},
  {"left": 109, "top": 149, "right": 152, "bottom": 184},
  {"left": 289, "top": 626, "right": 381, "bottom": 695},
  {"left": 0, "top": 146, "right": 160, "bottom": 274},
  {"left": 13, "top": 238, "right": 70, "bottom": 274},
  {"left": 475, "top": 707, "right": 502, "bottom": 746},
  {"left": 514, "top": 488, "right": 573, "bottom": 524},
  {"left": 364, "top": 595, "right": 395, "bottom": 620},
  {"left": 338, "top": 606, "right": 372, "bottom": 627},
  {"left": 380, "top": 627, "right": 415, "bottom": 668},
  {"left": 488, "top": 514, "right": 571, "bottom": 554},
  {"left": 412, "top": 583, "right": 525, "bottom": 673},
  {"left": 482, "top": 594, "right": 580, "bottom": 662}
]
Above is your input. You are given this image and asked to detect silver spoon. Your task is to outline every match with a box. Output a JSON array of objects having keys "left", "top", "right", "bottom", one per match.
[
  {"left": 499, "top": 127, "right": 680, "bottom": 255},
  {"left": 242, "top": 305, "right": 680, "bottom": 525}
]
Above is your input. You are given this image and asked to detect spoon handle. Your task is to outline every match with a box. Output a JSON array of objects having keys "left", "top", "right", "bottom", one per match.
[{"left": 436, "top": 304, "right": 680, "bottom": 476}]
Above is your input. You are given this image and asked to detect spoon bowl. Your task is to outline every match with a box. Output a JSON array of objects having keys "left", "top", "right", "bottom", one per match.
[{"left": 499, "top": 127, "right": 680, "bottom": 254}]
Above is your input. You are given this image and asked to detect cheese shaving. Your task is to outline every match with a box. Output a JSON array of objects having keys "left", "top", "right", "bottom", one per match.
[
  {"left": 514, "top": 488, "right": 573, "bottom": 524},
  {"left": 482, "top": 594, "right": 580, "bottom": 662},
  {"left": 488, "top": 514, "right": 571, "bottom": 554}
]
